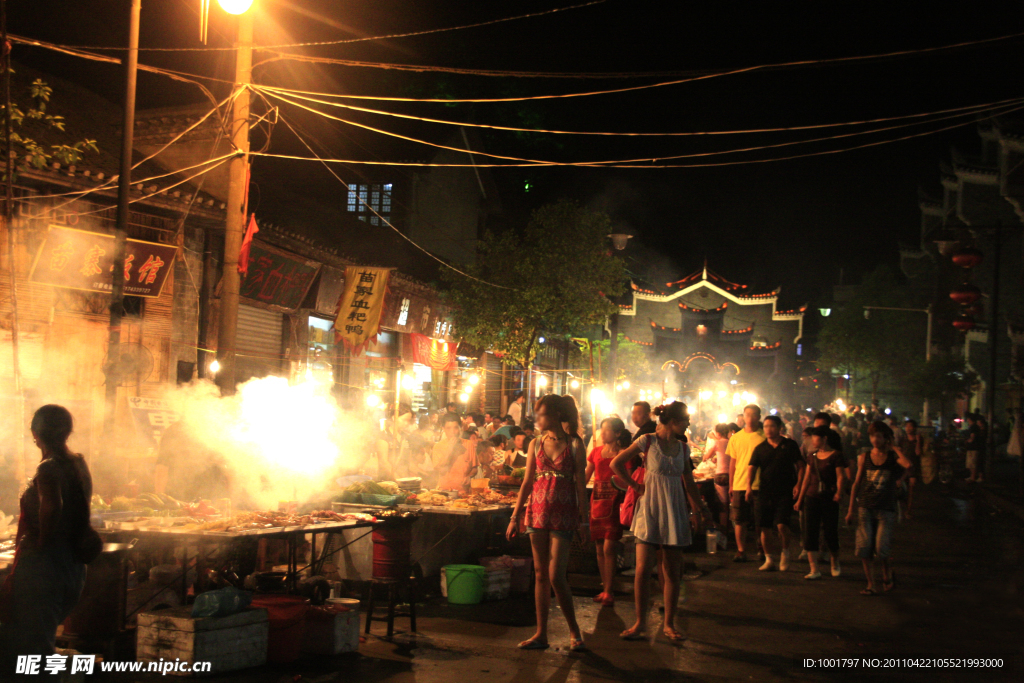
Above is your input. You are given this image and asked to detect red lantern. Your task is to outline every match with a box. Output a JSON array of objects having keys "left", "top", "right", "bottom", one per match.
[
  {"left": 952, "top": 315, "right": 976, "bottom": 332},
  {"left": 951, "top": 247, "right": 983, "bottom": 268},
  {"left": 950, "top": 284, "right": 981, "bottom": 305}
]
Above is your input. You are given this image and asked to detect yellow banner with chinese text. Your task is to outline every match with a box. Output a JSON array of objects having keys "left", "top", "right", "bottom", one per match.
[{"left": 334, "top": 266, "right": 392, "bottom": 355}]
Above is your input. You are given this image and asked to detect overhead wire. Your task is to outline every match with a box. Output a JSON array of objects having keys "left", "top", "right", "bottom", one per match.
[
  {"left": 273, "top": 109, "right": 514, "bottom": 291},
  {"left": 254, "top": 85, "right": 1024, "bottom": 138},
  {"left": 260, "top": 88, "right": 1024, "bottom": 167},
  {"left": 20, "top": 1, "right": 610, "bottom": 52},
  {"left": 252, "top": 102, "right": 1024, "bottom": 169}
]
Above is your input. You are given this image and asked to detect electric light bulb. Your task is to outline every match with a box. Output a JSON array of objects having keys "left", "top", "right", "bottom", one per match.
[
  {"left": 401, "top": 374, "right": 416, "bottom": 391},
  {"left": 468, "top": 374, "right": 480, "bottom": 386},
  {"left": 718, "top": 413, "right": 729, "bottom": 423},
  {"left": 209, "top": 359, "right": 221, "bottom": 374},
  {"left": 218, "top": 0, "right": 253, "bottom": 15},
  {"left": 365, "top": 394, "right": 381, "bottom": 408},
  {"left": 622, "top": 381, "right": 630, "bottom": 389},
  {"left": 570, "top": 379, "right": 580, "bottom": 389},
  {"left": 537, "top": 375, "right": 548, "bottom": 387},
  {"left": 459, "top": 392, "right": 469, "bottom": 403}
]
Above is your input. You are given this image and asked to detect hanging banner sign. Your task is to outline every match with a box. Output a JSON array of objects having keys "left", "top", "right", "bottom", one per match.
[
  {"left": 410, "top": 332, "right": 458, "bottom": 371},
  {"left": 29, "top": 225, "right": 178, "bottom": 298},
  {"left": 239, "top": 242, "right": 320, "bottom": 310},
  {"left": 127, "top": 396, "right": 180, "bottom": 447},
  {"left": 334, "top": 266, "right": 392, "bottom": 355}
]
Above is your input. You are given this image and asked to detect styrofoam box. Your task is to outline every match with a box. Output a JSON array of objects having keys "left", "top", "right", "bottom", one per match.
[
  {"left": 137, "top": 607, "right": 268, "bottom": 677},
  {"left": 303, "top": 609, "right": 360, "bottom": 655}
]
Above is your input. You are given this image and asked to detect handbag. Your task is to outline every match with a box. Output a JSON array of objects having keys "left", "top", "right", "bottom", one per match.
[{"left": 620, "top": 437, "right": 653, "bottom": 527}]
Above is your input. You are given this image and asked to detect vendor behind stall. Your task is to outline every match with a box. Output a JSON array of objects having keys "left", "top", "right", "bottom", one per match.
[
  {"left": 154, "top": 418, "right": 230, "bottom": 502},
  {"left": 438, "top": 431, "right": 482, "bottom": 490}
]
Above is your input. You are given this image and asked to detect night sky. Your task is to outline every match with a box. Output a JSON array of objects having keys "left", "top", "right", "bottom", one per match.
[{"left": 9, "top": 1, "right": 1024, "bottom": 312}]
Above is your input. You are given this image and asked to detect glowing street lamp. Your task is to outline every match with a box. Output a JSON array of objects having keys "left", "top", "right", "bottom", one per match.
[
  {"left": 401, "top": 374, "right": 417, "bottom": 391},
  {"left": 209, "top": 359, "right": 221, "bottom": 375},
  {"left": 570, "top": 379, "right": 580, "bottom": 389},
  {"left": 458, "top": 392, "right": 470, "bottom": 403},
  {"left": 622, "top": 380, "right": 630, "bottom": 389},
  {"left": 218, "top": 0, "right": 253, "bottom": 14},
  {"left": 537, "top": 375, "right": 549, "bottom": 388},
  {"left": 365, "top": 393, "right": 381, "bottom": 408},
  {"left": 468, "top": 374, "right": 480, "bottom": 386}
]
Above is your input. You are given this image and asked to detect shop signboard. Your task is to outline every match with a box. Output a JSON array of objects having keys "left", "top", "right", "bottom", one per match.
[
  {"left": 410, "top": 332, "right": 458, "bottom": 371},
  {"left": 29, "top": 225, "right": 178, "bottom": 298},
  {"left": 334, "top": 266, "right": 392, "bottom": 355},
  {"left": 127, "top": 396, "right": 180, "bottom": 447},
  {"left": 239, "top": 242, "right": 320, "bottom": 310}
]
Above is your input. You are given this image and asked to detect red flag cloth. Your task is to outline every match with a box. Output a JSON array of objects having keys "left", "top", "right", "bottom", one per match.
[
  {"left": 410, "top": 332, "right": 458, "bottom": 371},
  {"left": 238, "top": 213, "right": 259, "bottom": 276}
]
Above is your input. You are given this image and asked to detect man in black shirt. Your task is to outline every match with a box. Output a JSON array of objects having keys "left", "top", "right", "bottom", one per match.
[
  {"left": 747, "top": 415, "right": 805, "bottom": 572},
  {"left": 631, "top": 401, "right": 656, "bottom": 442}
]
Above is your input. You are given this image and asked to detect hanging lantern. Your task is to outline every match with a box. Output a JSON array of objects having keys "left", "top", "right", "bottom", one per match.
[
  {"left": 949, "top": 284, "right": 981, "bottom": 306},
  {"left": 951, "top": 247, "right": 983, "bottom": 269},
  {"left": 952, "top": 315, "right": 976, "bottom": 332}
]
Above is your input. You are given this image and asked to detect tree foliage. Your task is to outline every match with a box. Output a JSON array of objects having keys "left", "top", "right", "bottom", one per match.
[
  {"left": 594, "top": 334, "right": 652, "bottom": 384},
  {"left": 816, "top": 265, "right": 919, "bottom": 401},
  {"left": 1, "top": 78, "right": 98, "bottom": 181},
  {"left": 443, "top": 200, "right": 626, "bottom": 367},
  {"left": 908, "top": 354, "right": 977, "bottom": 417}
]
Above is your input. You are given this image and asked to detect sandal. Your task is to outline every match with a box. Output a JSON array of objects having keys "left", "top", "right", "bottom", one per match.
[
  {"left": 620, "top": 628, "right": 646, "bottom": 641},
  {"left": 569, "top": 637, "right": 588, "bottom": 652},
  {"left": 517, "top": 638, "right": 550, "bottom": 650},
  {"left": 860, "top": 587, "right": 877, "bottom": 596},
  {"left": 663, "top": 627, "right": 685, "bottom": 642}
]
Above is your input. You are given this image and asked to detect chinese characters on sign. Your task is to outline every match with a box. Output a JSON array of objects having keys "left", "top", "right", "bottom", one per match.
[
  {"left": 410, "top": 332, "right": 458, "bottom": 371},
  {"left": 127, "top": 396, "right": 180, "bottom": 448},
  {"left": 334, "top": 266, "right": 392, "bottom": 355},
  {"left": 29, "top": 225, "right": 178, "bottom": 298},
  {"left": 239, "top": 243, "right": 320, "bottom": 310}
]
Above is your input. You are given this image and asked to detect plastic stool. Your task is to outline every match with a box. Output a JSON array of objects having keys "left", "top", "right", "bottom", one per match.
[{"left": 364, "top": 577, "right": 417, "bottom": 638}]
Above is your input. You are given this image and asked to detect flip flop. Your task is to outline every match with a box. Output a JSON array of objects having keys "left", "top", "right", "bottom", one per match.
[
  {"left": 569, "top": 638, "right": 588, "bottom": 652},
  {"left": 620, "top": 629, "right": 647, "bottom": 641},
  {"left": 663, "top": 628, "right": 685, "bottom": 642},
  {"left": 860, "top": 588, "right": 877, "bottom": 596},
  {"left": 517, "top": 638, "right": 550, "bottom": 650}
]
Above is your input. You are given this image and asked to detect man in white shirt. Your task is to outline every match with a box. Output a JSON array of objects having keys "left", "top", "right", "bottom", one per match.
[{"left": 508, "top": 391, "right": 525, "bottom": 427}]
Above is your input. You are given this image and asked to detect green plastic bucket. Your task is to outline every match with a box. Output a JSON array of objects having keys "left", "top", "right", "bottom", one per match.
[{"left": 443, "top": 564, "right": 486, "bottom": 605}]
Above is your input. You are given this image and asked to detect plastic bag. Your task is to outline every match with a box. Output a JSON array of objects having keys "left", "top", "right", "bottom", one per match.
[{"left": 191, "top": 586, "right": 252, "bottom": 619}]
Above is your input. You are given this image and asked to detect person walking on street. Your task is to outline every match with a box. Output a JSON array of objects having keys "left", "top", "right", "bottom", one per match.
[
  {"left": 584, "top": 417, "right": 630, "bottom": 607},
  {"left": 795, "top": 426, "right": 847, "bottom": 579},
  {"left": 611, "top": 402, "right": 712, "bottom": 642},
  {"left": 746, "top": 415, "right": 805, "bottom": 572},
  {"left": 705, "top": 423, "right": 732, "bottom": 531},
  {"left": 507, "top": 394, "right": 589, "bottom": 652},
  {"left": 727, "top": 405, "right": 766, "bottom": 562},
  {"left": 631, "top": 401, "right": 657, "bottom": 442},
  {"left": 846, "top": 421, "right": 913, "bottom": 595},
  {"left": 897, "top": 419, "right": 922, "bottom": 518},
  {"left": 508, "top": 391, "right": 526, "bottom": 428}
]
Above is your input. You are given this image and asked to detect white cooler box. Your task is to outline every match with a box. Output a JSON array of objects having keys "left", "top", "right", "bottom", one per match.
[
  {"left": 137, "top": 607, "right": 268, "bottom": 676},
  {"left": 303, "top": 607, "right": 360, "bottom": 655}
]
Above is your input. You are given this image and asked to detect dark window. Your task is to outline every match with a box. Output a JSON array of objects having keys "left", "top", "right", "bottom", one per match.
[{"left": 123, "top": 296, "right": 145, "bottom": 318}]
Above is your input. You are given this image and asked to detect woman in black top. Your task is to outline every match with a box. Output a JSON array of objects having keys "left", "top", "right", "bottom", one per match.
[
  {"left": 795, "top": 426, "right": 847, "bottom": 580},
  {"left": 0, "top": 405, "right": 94, "bottom": 659},
  {"left": 846, "top": 421, "right": 912, "bottom": 595}
]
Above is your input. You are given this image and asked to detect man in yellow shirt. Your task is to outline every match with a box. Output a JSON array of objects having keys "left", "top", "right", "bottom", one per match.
[{"left": 727, "top": 404, "right": 765, "bottom": 562}]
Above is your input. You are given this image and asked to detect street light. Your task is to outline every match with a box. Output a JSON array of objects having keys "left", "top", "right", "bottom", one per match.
[
  {"left": 863, "top": 304, "right": 933, "bottom": 424},
  {"left": 218, "top": 0, "right": 253, "bottom": 13},
  {"left": 468, "top": 374, "right": 480, "bottom": 386},
  {"left": 570, "top": 379, "right": 580, "bottom": 389}
]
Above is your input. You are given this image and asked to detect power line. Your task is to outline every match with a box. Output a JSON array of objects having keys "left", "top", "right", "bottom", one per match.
[
  {"left": 274, "top": 112, "right": 514, "bottom": 291},
  {"left": 254, "top": 85, "right": 1024, "bottom": 138},
  {"left": 19, "top": 1, "right": 609, "bottom": 52},
  {"left": 251, "top": 103, "right": 1024, "bottom": 168},
  {"left": 262, "top": 88, "right": 1024, "bottom": 167}
]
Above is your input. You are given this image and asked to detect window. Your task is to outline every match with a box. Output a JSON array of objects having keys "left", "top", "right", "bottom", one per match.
[
  {"left": 346, "top": 183, "right": 393, "bottom": 226},
  {"left": 397, "top": 298, "right": 411, "bottom": 326},
  {"left": 123, "top": 296, "right": 145, "bottom": 318}
]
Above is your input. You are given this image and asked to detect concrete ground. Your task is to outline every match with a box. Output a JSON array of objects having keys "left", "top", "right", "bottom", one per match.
[{"left": 101, "top": 480, "right": 1022, "bottom": 683}]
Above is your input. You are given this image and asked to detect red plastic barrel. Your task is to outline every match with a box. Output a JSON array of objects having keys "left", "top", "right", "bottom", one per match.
[
  {"left": 250, "top": 594, "right": 309, "bottom": 663},
  {"left": 372, "top": 523, "right": 412, "bottom": 579}
]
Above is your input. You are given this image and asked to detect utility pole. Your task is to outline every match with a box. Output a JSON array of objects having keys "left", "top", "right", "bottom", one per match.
[
  {"left": 215, "top": 10, "right": 252, "bottom": 396},
  {"left": 2, "top": 0, "right": 26, "bottom": 486},
  {"left": 103, "top": 0, "right": 141, "bottom": 458},
  {"left": 985, "top": 223, "right": 1001, "bottom": 480}
]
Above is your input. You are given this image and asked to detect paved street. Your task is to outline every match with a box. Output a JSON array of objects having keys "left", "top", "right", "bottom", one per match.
[{"left": 105, "top": 478, "right": 1022, "bottom": 683}]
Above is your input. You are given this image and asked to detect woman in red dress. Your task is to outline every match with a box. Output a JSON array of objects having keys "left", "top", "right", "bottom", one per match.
[
  {"left": 585, "top": 417, "right": 629, "bottom": 606},
  {"left": 507, "top": 394, "right": 589, "bottom": 652}
]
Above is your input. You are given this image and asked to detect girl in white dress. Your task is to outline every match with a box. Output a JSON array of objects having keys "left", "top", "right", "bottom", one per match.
[{"left": 611, "top": 401, "right": 711, "bottom": 641}]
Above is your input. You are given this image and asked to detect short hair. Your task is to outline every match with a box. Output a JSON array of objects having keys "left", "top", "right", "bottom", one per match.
[
  {"left": 489, "top": 434, "right": 508, "bottom": 448},
  {"left": 509, "top": 427, "right": 524, "bottom": 438},
  {"left": 476, "top": 441, "right": 493, "bottom": 456},
  {"left": 813, "top": 412, "right": 831, "bottom": 425},
  {"left": 522, "top": 419, "right": 535, "bottom": 431},
  {"left": 743, "top": 404, "right": 761, "bottom": 418},
  {"left": 830, "top": 414, "right": 841, "bottom": 426},
  {"left": 763, "top": 414, "right": 783, "bottom": 428},
  {"left": 513, "top": 391, "right": 524, "bottom": 400},
  {"left": 904, "top": 419, "right": 918, "bottom": 428},
  {"left": 714, "top": 423, "right": 731, "bottom": 437},
  {"left": 440, "top": 413, "right": 462, "bottom": 428},
  {"left": 461, "top": 428, "right": 479, "bottom": 440},
  {"left": 867, "top": 420, "right": 894, "bottom": 441},
  {"left": 809, "top": 425, "right": 831, "bottom": 438},
  {"left": 728, "top": 423, "right": 741, "bottom": 434},
  {"left": 446, "top": 402, "right": 457, "bottom": 409},
  {"left": 504, "top": 416, "right": 515, "bottom": 425},
  {"left": 633, "top": 401, "right": 652, "bottom": 414}
]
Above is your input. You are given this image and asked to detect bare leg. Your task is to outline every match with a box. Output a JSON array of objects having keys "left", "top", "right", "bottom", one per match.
[
  {"left": 861, "top": 559, "right": 875, "bottom": 593},
  {"left": 661, "top": 548, "right": 685, "bottom": 640},
  {"left": 760, "top": 529, "right": 775, "bottom": 557},
  {"left": 807, "top": 550, "right": 819, "bottom": 575},
  {"left": 600, "top": 539, "right": 617, "bottom": 597},
  {"left": 522, "top": 532, "right": 552, "bottom": 646},
  {"left": 734, "top": 522, "right": 747, "bottom": 554},
  {"left": 906, "top": 478, "right": 916, "bottom": 517},
  {"left": 881, "top": 558, "right": 891, "bottom": 587},
  {"left": 548, "top": 535, "right": 582, "bottom": 642},
  {"left": 623, "top": 543, "right": 656, "bottom": 637}
]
